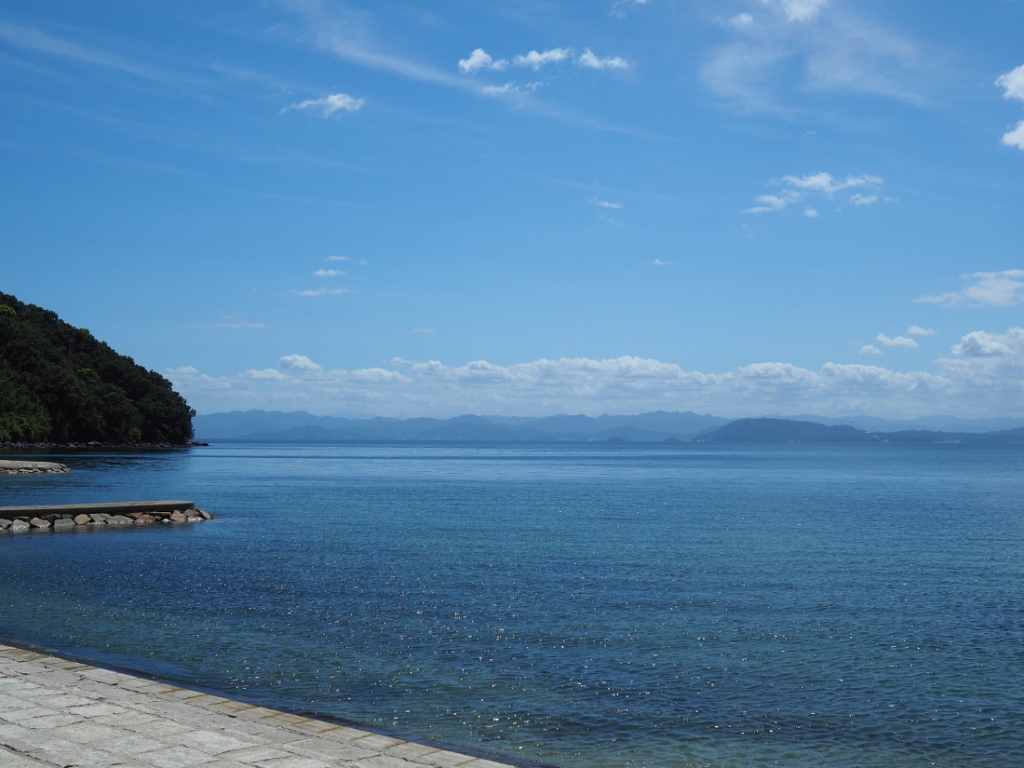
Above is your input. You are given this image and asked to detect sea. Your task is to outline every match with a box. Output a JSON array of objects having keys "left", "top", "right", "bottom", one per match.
[{"left": 1, "top": 442, "right": 1022, "bottom": 768}]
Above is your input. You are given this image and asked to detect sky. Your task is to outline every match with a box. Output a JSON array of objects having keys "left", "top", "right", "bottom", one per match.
[{"left": 2, "top": 0, "right": 1023, "bottom": 418}]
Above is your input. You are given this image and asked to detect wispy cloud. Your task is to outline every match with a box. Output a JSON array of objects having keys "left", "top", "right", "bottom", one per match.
[
  {"left": 907, "top": 325, "right": 936, "bottom": 337},
  {"left": 746, "top": 173, "right": 884, "bottom": 214},
  {"left": 412, "top": 328, "right": 434, "bottom": 334},
  {"left": 1003, "top": 122, "right": 1024, "bottom": 151},
  {"left": 313, "top": 269, "right": 345, "bottom": 277},
  {"left": 876, "top": 333, "right": 919, "bottom": 349},
  {"left": 590, "top": 195, "right": 623, "bottom": 209},
  {"left": 610, "top": 0, "right": 649, "bottom": 19},
  {"left": 859, "top": 345, "right": 882, "bottom": 355},
  {"left": 652, "top": 259, "right": 673, "bottom": 266},
  {"left": 915, "top": 270, "right": 1024, "bottom": 307},
  {"left": 326, "top": 255, "right": 350, "bottom": 262},
  {"left": 193, "top": 316, "right": 266, "bottom": 330},
  {"left": 284, "top": 92, "right": 364, "bottom": 116},
  {"left": 804, "top": 208, "right": 819, "bottom": 218},
  {"left": 458, "top": 48, "right": 507, "bottom": 74},
  {"left": 292, "top": 287, "right": 352, "bottom": 297},
  {"left": 578, "top": 49, "right": 629, "bottom": 70},
  {"left": 703, "top": 2, "right": 930, "bottom": 111}
]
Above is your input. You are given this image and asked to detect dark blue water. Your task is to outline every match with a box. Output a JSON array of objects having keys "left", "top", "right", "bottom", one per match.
[{"left": 1, "top": 443, "right": 1023, "bottom": 767}]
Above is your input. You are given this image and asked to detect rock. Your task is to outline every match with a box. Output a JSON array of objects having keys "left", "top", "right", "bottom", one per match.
[
  {"left": 185, "top": 515, "right": 200, "bottom": 523},
  {"left": 198, "top": 510, "right": 213, "bottom": 520},
  {"left": 134, "top": 514, "right": 156, "bottom": 525},
  {"left": 29, "top": 517, "right": 51, "bottom": 529},
  {"left": 10, "top": 520, "right": 30, "bottom": 532},
  {"left": 53, "top": 519, "right": 75, "bottom": 529},
  {"left": 0, "top": 519, "right": 11, "bottom": 530},
  {"left": 90, "top": 513, "right": 110, "bottom": 522},
  {"left": 169, "top": 511, "right": 187, "bottom": 522},
  {"left": 107, "top": 515, "right": 132, "bottom": 526},
  {"left": 74, "top": 514, "right": 92, "bottom": 525}
]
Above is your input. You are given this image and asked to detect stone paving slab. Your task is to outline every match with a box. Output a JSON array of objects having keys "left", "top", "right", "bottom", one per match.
[{"left": 0, "top": 645, "right": 519, "bottom": 768}]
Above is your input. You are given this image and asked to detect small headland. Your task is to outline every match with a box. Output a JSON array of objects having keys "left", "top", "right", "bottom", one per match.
[{"left": 0, "top": 501, "right": 213, "bottom": 533}]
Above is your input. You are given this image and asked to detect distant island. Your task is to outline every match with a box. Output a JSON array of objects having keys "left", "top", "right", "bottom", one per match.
[
  {"left": 0, "top": 291, "right": 194, "bottom": 445},
  {"left": 192, "top": 410, "right": 1024, "bottom": 446}
]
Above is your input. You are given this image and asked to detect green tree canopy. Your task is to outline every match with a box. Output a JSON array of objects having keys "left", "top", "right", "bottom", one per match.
[{"left": 0, "top": 292, "right": 194, "bottom": 443}]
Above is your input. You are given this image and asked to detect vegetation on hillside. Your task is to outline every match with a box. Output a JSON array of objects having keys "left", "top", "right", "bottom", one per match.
[{"left": 0, "top": 291, "right": 194, "bottom": 443}]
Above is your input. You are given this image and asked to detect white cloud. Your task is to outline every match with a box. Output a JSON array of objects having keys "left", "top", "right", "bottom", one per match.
[
  {"left": 747, "top": 173, "right": 883, "bottom": 215},
  {"left": 590, "top": 196, "right": 623, "bottom": 209},
  {"left": 850, "top": 193, "right": 878, "bottom": 206},
  {"left": 859, "top": 345, "right": 882, "bottom": 355},
  {"left": 326, "top": 255, "right": 349, "bottom": 262},
  {"left": 729, "top": 13, "right": 755, "bottom": 28},
  {"left": 764, "top": 0, "right": 829, "bottom": 23},
  {"left": 286, "top": 92, "right": 364, "bottom": 117},
  {"left": 313, "top": 269, "right": 345, "bottom": 277},
  {"left": 279, "top": 355, "right": 322, "bottom": 372},
  {"left": 513, "top": 48, "right": 572, "bottom": 70},
  {"left": 172, "top": 329, "right": 1024, "bottom": 418},
  {"left": 578, "top": 49, "right": 629, "bottom": 70},
  {"left": 293, "top": 288, "right": 352, "bottom": 297},
  {"left": 412, "top": 328, "right": 434, "bottom": 334},
  {"left": 996, "top": 64, "right": 1024, "bottom": 102},
  {"left": 458, "top": 48, "right": 507, "bottom": 74},
  {"left": 745, "top": 190, "right": 801, "bottom": 213},
  {"left": 782, "top": 172, "right": 883, "bottom": 195},
  {"left": 915, "top": 270, "right": 1024, "bottom": 307},
  {"left": 1003, "top": 121, "right": 1024, "bottom": 151},
  {"left": 907, "top": 326, "right": 936, "bottom": 337},
  {"left": 876, "top": 333, "right": 919, "bottom": 349},
  {"left": 652, "top": 259, "right": 672, "bottom": 266}
]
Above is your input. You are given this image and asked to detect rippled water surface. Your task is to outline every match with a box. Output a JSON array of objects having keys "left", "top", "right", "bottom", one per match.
[{"left": 1, "top": 443, "right": 1023, "bottom": 767}]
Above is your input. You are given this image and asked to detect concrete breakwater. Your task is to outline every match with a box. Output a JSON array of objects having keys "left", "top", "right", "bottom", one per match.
[
  {"left": 0, "top": 501, "right": 212, "bottom": 533},
  {"left": 0, "top": 460, "right": 71, "bottom": 475}
]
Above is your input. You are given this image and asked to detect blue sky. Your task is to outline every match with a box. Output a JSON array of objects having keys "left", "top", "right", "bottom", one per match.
[{"left": 2, "top": 0, "right": 1023, "bottom": 417}]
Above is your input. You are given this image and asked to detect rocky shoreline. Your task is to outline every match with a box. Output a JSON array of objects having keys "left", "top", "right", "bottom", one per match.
[{"left": 0, "top": 507, "right": 213, "bottom": 533}]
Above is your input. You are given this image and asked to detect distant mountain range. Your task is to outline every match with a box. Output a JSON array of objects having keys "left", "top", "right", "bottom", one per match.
[{"left": 193, "top": 410, "right": 1024, "bottom": 445}]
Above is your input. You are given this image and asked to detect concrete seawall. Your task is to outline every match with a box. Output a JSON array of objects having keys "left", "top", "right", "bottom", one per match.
[{"left": 0, "top": 644, "right": 516, "bottom": 767}]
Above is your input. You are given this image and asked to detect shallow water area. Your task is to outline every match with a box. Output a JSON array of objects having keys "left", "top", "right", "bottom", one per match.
[{"left": 1, "top": 442, "right": 1023, "bottom": 767}]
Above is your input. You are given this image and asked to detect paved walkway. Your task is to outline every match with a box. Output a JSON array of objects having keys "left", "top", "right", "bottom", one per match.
[{"left": 0, "top": 644, "right": 516, "bottom": 768}]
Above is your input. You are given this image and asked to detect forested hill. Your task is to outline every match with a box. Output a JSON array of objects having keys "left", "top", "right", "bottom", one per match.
[{"left": 0, "top": 291, "right": 194, "bottom": 444}]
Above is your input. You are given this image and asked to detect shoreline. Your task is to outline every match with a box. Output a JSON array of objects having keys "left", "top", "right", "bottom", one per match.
[{"left": 0, "top": 642, "right": 528, "bottom": 768}]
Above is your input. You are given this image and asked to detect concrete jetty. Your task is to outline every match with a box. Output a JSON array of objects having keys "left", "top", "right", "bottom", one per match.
[{"left": 0, "top": 644, "right": 515, "bottom": 768}]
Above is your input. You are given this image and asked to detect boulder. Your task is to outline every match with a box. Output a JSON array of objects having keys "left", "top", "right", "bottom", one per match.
[
  {"left": 53, "top": 519, "right": 75, "bottom": 529},
  {"left": 169, "top": 511, "right": 187, "bottom": 522},
  {"left": 74, "top": 514, "right": 92, "bottom": 525},
  {"left": 0, "top": 519, "right": 11, "bottom": 530},
  {"left": 29, "top": 517, "right": 51, "bottom": 529},
  {"left": 198, "top": 510, "right": 213, "bottom": 520},
  {"left": 134, "top": 514, "right": 156, "bottom": 525},
  {"left": 107, "top": 515, "right": 132, "bottom": 526},
  {"left": 10, "top": 520, "right": 30, "bottom": 532},
  {"left": 90, "top": 513, "right": 110, "bottom": 522}
]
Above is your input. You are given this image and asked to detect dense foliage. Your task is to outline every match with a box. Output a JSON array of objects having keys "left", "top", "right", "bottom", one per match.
[{"left": 0, "top": 292, "right": 194, "bottom": 443}]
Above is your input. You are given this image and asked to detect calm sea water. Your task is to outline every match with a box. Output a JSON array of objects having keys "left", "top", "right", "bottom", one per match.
[{"left": 1, "top": 443, "right": 1022, "bottom": 767}]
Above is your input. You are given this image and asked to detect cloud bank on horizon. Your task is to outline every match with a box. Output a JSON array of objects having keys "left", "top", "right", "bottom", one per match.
[{"left": 168, "top": 326, "right": 1024, "bottom": 419}]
